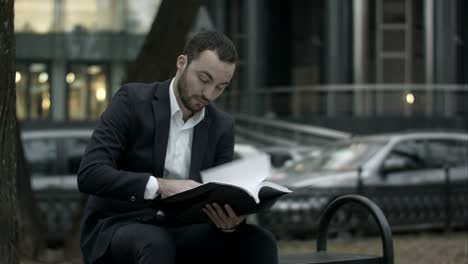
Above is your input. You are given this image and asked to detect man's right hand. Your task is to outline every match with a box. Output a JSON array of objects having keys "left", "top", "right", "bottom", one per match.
[{"left": 156, "top": 178, "right": 201, "bottom": 199}]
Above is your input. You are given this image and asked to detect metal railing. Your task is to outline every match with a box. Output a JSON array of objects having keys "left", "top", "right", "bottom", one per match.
[
  {"left": 258, "top": 168, "right": 468, "bottom": 239},
  {"left": 35, "top": 190, "right": 83, "bottom": 245}
]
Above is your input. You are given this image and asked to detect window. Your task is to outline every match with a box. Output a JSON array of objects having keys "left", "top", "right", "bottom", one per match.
[
  {"left": 16, "top": 64, "right": 28, "bottom": 120},
  {"left": 126, "top": 0, "right": 162, "bottom": 33},
  {"left": 16, "top": 63, "right": 51, "bottom": 120},
  {"left": 67, "top": 64, "right": 109, "bottom": 120},
  {"left": 286, "top": 141, "right": 385, "bottom": 173},
  {"left": 15, "top": 0, "right": 161, "bottom": 33},
  {"left": 63, "top": 137, "right": 90, "bottom": 174},
  {"left": 386, "top": 140, "right": 426, "bottom": 170},
  {"left": 64, "top": 0, "right": 125, "bottom": 32},
  {"left": 15, "top": 0, "right": 54, "bottom": 33},
  {"left": 426, "top": 139, "right": 468, "bottom": 168},
  {"left": 23, "top": 138, "right": 59, "bottom": 177}
]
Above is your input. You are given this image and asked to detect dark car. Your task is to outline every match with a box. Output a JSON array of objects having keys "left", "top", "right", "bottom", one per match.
[{"left": 258, "top": 132, "right": 468, "bottom": 238}]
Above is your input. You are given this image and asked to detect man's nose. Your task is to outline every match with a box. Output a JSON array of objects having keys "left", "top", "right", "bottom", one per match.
[{"left": 202, "top": 86, "right": 217, "bottom": 101}]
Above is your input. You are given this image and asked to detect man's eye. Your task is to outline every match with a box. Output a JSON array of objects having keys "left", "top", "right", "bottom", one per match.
[{"left": 199, "top": 77, "right": 209, "bottom": 83}]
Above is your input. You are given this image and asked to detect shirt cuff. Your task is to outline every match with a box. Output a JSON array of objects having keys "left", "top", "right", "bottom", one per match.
[{"left": 144, "top": 176, "right": 159, "bottom": 200}]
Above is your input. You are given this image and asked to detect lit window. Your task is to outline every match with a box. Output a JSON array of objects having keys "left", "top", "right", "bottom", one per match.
[
  {"left": 15, "top": 62, "right": 51, "bottom": 120},
  {"left": 67, "top": 64, "right": 109, "bottom": 120}
]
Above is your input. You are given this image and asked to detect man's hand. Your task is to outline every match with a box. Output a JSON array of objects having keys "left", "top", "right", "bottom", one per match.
[
  {"left": 157, "top": 178, "right": 201, "bottom": 198},
  {"left": 203, "top": 203, "right": 246, "bottom": 232}
]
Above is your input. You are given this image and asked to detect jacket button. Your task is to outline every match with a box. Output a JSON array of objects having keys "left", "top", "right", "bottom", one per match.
[{"left": 130, "top": 196, "right": 136, "bottom": 202}]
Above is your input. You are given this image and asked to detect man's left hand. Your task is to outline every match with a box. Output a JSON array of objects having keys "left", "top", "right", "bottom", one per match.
[{"left": 203, "top": 203, "right": 246, "bottom": 232}]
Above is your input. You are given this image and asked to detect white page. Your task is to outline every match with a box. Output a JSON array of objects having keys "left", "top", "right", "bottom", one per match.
[{"left": 201, "top": 154, "right": 271, "bottom": 193}]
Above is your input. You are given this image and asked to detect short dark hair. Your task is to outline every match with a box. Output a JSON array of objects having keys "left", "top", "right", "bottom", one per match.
[{"left": 183, "top": 31, "right": 238, "bottom": 65}]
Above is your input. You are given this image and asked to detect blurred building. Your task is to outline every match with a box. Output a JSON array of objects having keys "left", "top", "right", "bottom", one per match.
[
  {"left": 15, "top": 0, "right": 214, "bottom": 123},
  {"left": 207, "top": 0, "right": 468, "bottom": 133},
  {"left": 15, "top": 0, "right": 468, "bottom": 133}
]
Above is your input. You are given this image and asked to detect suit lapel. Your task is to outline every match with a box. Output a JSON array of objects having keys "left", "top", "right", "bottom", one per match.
[
  {"left": 189, "top": 113, "right": 212, "bottom": 182},
  {"left": 152, "top": 80, "right": 171, "bottom": 178}
]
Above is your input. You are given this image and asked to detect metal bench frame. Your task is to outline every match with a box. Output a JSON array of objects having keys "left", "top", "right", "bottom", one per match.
[{"left": 316, "top": 195, "right": 394, "bottom": 264}]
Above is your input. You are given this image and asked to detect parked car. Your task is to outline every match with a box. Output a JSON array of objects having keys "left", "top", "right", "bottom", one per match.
[
  {"left": 234, "top": 143, "right": 267, "bottom": 160},
  {"left": 258, "top": 132, "right": 468, "bottom": 238},
  {"left": 260, "top": 146, "right": 319, "bottom": 169},
  {"left": 22, "top": 127, "right": 93, "bottom": 191},
  {"left": 22, "top": 127, "right": 265, "bottom": 192}
]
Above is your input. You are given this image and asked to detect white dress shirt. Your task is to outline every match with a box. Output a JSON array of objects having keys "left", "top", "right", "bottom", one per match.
[{"left": 144, "top": 79, "right": 205, "bottom": 199}]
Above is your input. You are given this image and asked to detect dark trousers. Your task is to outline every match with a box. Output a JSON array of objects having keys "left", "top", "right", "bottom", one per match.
[{"left": 107, "top": 221, "right": 278, "bottom": 264}]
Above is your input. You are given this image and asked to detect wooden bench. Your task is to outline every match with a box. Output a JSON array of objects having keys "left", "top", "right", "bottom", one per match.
[{"left": 279, "top": 195, "right": 394, "bottom": 264}]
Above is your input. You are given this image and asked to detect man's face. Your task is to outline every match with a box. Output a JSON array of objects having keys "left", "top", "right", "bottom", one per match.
[{"left": 176, "top": 50, "right": 235, "bottom": 113}]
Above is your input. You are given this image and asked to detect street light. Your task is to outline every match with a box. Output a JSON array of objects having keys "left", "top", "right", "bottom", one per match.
[{"left": 405, "top": 92, "right": 415, "bottom": 105}]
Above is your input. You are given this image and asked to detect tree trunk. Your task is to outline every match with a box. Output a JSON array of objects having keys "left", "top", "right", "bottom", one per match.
[
  {"left": 0, "top": 0, "right": 19, "bottom": 263},
  {"left": 125, "top": 0, "right": 207, "bottom": 83}
]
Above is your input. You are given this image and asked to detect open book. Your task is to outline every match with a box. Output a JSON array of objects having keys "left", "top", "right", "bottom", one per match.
[{"left": 159, "top": 154, "right": 292, "bottom": 223}]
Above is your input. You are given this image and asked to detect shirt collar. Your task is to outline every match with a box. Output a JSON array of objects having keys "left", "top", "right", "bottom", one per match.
[{"left": 169, "top": 78, "right": 205, "bottom": 126}]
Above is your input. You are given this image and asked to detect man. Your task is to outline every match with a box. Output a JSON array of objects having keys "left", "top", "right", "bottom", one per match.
[{"left": 77, "top": 31, "right": 278, "bottom": 264}]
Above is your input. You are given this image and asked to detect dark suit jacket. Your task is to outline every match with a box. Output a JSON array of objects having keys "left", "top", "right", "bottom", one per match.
[{"left": 77, "top": 79, "right": 235, "bottom": 264}]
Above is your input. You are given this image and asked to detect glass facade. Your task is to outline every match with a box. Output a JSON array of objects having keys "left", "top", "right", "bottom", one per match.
[
  {"left": 67, "top": 64, "right": 109, "bottom": 120},
  {"left": 16, "top": 63, "right": 51, "bottom": 120},
  {"left": 15, "top": 0, "right": 54, "bottom": 33},
  {"left": 64, "top": 0, "right": 120, "bottom": 32},
  {"left": 15, "top": 0, "right": 161, "bottom": 34}
]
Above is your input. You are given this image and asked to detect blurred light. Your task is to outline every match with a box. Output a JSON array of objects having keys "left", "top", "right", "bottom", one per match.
[
  {"left": 88, "top": 65, "right": 102, "bottom": 75},
  {"left": 16, "top": 72, "right": 21, "bottom": 83},
  {"left": 96, "top": 87, "right": 106, "bottom": 102},
  {"left": 42, "top": 95, "right": 51, "bottom": 111},
  {"left": 38, "top": 72, "right": 49, "bottom": 83},
  {"left": 66, "top": 72, "right": 75, "bottom": 84},
  {"left": 405, "top": 93, "right": 415, "bottom": 105}
]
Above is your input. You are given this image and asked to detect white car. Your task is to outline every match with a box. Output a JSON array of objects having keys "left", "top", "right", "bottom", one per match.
[
  {"left": 259, "top": 132, "right": 468, "bottom": 237},
  {"left": 234, "top": 143, "right": 266, "bottom": 160},
  {"left": 22, "top": 130, "right": 267, "bottom": 191}
]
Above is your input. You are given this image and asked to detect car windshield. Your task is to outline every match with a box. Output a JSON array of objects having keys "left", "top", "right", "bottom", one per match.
[{"left": 285, "top": 140, "right": 386, "bottom": 174}]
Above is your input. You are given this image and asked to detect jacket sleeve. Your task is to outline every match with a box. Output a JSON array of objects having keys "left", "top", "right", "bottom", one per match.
[
  {"left": 213, "top": 117, "right": 235, "bottom": 167},
  {"left": 77, "top": 85, "right": 151, "bottom": 203}
]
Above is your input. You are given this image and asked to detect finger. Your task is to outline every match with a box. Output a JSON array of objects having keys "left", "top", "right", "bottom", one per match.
[
  {"left": 203, "top": 207, "right": 222, "bottom": 228},
  {"left": 224, "top": 204, "right": 243, "bottom": 226},
  {"left": 205, "top": 204, "right": 226, "bottom": 228},
  {"left": 214, "top": 203, "right": 242, "bottom": 229},
  {"left": 212, "top": 203, "right": 228, "bottom": 219},
  {"left": 224, "top": 204, "right": 238, "bottom": 218}
]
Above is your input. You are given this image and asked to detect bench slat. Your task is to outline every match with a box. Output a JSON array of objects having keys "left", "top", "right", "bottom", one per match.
[{"left": 279, "top": 252, "right": 382, "bottom": 264}]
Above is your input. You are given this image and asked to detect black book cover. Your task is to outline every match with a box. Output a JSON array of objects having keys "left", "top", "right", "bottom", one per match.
[{"left": 159, "top": 182, "right": 289, "bottom": 223}]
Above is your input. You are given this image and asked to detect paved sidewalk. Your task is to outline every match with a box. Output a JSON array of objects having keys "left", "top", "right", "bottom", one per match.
[
  {"left": 278, "top": 231, "right": 468, "bottom": 264},
  {"left": 20, "top": 231, "right": 467, "bottom": 264}
]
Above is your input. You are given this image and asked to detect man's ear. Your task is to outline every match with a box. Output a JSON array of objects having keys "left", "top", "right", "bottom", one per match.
[{"left": 177, "top": 55, "right": 187, "bottom": 71}]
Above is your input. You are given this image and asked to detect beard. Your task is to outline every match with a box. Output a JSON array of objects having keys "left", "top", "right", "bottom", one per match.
[{"left": 177, "top": 69, "right": 208, "bottom": 113}]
